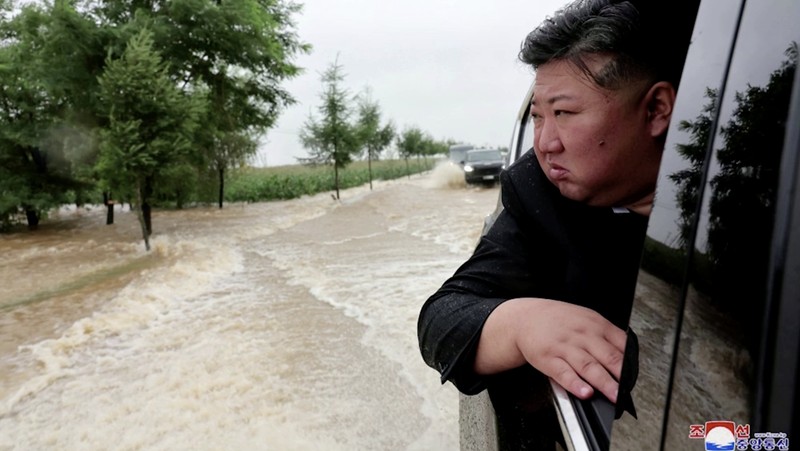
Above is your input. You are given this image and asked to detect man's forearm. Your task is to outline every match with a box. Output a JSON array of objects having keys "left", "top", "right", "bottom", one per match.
[{"left": 473, "top": 298, "right": 530, "bottom": 375}]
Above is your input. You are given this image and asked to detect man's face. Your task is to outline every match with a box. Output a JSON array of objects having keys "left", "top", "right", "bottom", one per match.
[{"left": 530, "top": 57, "right": 664, "bottom": 209}]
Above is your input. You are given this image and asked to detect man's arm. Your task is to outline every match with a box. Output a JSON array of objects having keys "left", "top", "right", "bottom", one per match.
[
  {"left": 418, "top": 201, "right": 627, "bottom": 401},
  {"left": 418, "top": 150, "right": 642, "bottom": 401},
  {"left": 417, "top": 177, "right": 543, "bottom": 395},
  {"left": 475, "top": 297, "right": 627, "bottom": 403}
]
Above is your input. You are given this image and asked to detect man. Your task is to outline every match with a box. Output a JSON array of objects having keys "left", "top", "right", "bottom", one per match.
[{"left": 418, "top": 0, "right": 698, "bottom": 448}]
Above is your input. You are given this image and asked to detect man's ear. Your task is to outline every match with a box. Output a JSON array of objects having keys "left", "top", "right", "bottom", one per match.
[{"left": 645, "top": 81, "right": 676, "bottom": 139}]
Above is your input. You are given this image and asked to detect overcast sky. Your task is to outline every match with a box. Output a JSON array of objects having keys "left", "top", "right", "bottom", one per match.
[{"left": 257, "top": 0, "right": 569, "bottom": 166}]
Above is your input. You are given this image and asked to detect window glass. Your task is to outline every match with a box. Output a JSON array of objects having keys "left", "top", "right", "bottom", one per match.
[
  {"left": 508, "top": 84, "right": 534, "bottom": 166},
  {"left": 609, "top": 0, "right": 744, "bottom": 448},
  {"left": 466, "top": 149, "right": 503, "bottom": 162},
  {"left": 663, "top": 0, "right": 799, "bottom": 449},
  {"left": 519, "top": 105, "right": 533, "bottom": 160}
]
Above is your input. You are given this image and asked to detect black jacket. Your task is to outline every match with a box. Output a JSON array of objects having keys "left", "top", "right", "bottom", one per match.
[{"left": 417, "top": 149, "right": 648, "bottom": 447}]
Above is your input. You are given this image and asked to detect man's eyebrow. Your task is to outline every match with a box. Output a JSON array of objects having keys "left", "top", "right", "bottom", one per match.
[{"left": 531, "top": 94, "right": 574, "bottom": 106}]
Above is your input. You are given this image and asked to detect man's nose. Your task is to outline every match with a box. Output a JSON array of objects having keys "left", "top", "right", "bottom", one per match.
[{"left": 535, "top": 120, "right": 563, "bottom": 154}]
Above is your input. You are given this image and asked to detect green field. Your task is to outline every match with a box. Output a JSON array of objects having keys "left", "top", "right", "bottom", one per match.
[{"left": 225, "top": 158, "right": 437, "bottom": 202}]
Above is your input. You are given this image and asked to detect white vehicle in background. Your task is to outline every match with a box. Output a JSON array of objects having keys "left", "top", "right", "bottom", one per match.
[{"left": 448, "top": 144, "right": 474, "bottom": 166}]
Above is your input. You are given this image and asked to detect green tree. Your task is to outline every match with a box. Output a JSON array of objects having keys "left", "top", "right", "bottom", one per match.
[
  {"left": 1, "top": 1, "right": 132, "bottom": 229},
  {"left": 396, "top": 126, "right": 427, "bottom": 179},
  {"left": 1, "top": 0, "right": 307, "bottom": 230},
  {"left": 96, "top": 29, "right": 204, "bottom": 250},
  {"left": 91, "top": 0, "right": 309, "bottom": 208},
  {"left": 299, "top": 60, "right": 359, "bottom": 200},
  {"left": 0, "top": 4, "right": 85, "bottom": 229},
  {"left": 396, "top": 127, "right": 425, "bottom": 158},
  {"left": 154, "top": 161, "right": 199, "bottom": 209},
  {"left": 210, "top": 131, "right": 257, "bottom": 208},
  {"left": 421, "top": 136, "right": 448, "bottom": 162},
  {"left": 33, "top": 1, "right": 111, "bottom": 211},
  {"left": 355, "top": 90, "right": 395, "bottom": 190}
]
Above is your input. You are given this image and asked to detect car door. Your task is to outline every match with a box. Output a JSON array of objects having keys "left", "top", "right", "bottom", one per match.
[{"left": 608, "top": 0, "right": 800, "bottom": 450}]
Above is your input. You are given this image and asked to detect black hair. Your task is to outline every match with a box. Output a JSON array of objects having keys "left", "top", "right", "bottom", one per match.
[{"left": 519, "top": 0, "right": 699, "bottom": 90}]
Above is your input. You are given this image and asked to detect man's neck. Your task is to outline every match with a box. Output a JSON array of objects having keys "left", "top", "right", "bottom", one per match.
[{"left": 622, "top": 192, "right": 655, "bottom": 216}]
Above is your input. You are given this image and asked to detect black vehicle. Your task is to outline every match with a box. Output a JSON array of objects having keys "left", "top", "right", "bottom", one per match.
[
  {"left": 461, "top": 0, "right": 800, "bottom": 449},
  {"left": 463, "top": 149, "right": 506, "bottom": 185}
]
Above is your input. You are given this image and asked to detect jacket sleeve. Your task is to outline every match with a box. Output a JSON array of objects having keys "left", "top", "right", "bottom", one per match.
[{"left": 417, "top": 161, "right": 555, "bottom": 395}]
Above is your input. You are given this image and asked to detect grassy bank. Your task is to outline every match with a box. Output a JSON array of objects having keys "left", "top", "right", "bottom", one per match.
[{"left": 225, "top": 158, "right": 437, "bottom": 202}]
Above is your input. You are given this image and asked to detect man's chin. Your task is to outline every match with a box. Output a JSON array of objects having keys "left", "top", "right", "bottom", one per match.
[
  {"left": 551, "top": 181, "right": 588, "bottom": 203},
  {"left": 559, "top": 191, "right": 592, "bottom": 205},
  {"left": 556, "top": 186, "right": 612, "bottom": 208}
]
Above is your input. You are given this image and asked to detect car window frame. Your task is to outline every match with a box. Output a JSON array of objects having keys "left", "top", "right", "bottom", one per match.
[{"left": 751, "top": 38, "right": 800, "bottom": 438}]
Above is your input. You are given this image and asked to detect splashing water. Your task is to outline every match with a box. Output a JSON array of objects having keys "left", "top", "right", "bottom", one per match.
[
  {"left": 0, "top": 173, "right": 500, "bottom": 450},
  {"left": 425, "top": 161, "right": 468, "bottom": 190}
]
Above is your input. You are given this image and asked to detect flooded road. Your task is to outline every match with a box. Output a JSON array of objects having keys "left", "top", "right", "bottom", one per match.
[{"left": 0, "top": 166, "right": 499, "bottom": 450}]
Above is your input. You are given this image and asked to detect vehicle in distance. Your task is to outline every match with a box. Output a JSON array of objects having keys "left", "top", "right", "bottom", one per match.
[
  {"left": 462, "top": 149, "right": 505, "bottom": 184},
  {"left": 449, "top": 144, "right": 474, "bottom": 165}
]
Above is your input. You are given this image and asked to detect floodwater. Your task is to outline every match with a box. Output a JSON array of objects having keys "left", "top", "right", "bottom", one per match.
[{"left": 0, "top": 164, "right": 499, "bottom": 450}]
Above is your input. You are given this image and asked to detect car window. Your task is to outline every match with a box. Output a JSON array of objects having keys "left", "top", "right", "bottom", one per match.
[
  {"left": 508, "top": 84, "right": 535, "bottom": 166},
  {"left": 609, "top": 0, "right": 746, "bottom": 448},
  {"left": 467, "top": 151, "right": 502, "bottom": 162},
  {"left": 660, "top": 0, "right": 800, "bottom": 449},
  {"left": 517, "top": 107, "right": 533, "bottom": 161}
]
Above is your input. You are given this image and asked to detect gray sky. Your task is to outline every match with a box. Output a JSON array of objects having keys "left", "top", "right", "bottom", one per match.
[{"left": 257, "top": 0, "right": 569, "bottom": 166}]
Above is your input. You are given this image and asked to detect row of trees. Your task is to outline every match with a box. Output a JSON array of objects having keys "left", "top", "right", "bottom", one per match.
[
  {"left": 299, "top": 60, "right": 450, "bottom": 198},
  {"left": 0, "top": 0, "right": 307, "bottom": 249}
]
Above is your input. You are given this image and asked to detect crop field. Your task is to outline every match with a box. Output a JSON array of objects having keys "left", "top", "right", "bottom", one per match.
[{"left": 225, "top": 158, "right": 438, "bottom": 202}]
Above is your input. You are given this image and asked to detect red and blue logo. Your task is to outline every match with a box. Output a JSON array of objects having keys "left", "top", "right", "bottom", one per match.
[
  {"left": 689, "top": 421, "right": 790, "bottom": 450},
  {"left": 702, "top": 421, "right": 736, "bottom": 450}
]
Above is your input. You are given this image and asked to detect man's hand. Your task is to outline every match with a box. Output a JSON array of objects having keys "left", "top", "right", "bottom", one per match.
[{"left": 474, "top": 298, "right": 627, "bottom": 403}]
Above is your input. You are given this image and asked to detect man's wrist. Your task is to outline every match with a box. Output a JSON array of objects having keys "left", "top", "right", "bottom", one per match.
[{"left": 474, "top": 298, "right": 535, "bottom": 375}]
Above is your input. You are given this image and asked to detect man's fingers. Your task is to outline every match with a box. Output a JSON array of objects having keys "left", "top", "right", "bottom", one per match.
[
  {"left": 584, "top": 314, "right": 627, "bottom": 381},
  {"left": 604, "top": 326, "right": 628, "bottom": 353},
  {"left": 586, "top": 340, "right": 625, "bottom": 382},
  {"left": 512, "top": 299, "right": 629, "bottom": 403},
  {"left": 549, "top": 358, "right": 594, "bottom": 400},
  {"left": 570, "top": 350, "right": 620, "bottom": 403}
]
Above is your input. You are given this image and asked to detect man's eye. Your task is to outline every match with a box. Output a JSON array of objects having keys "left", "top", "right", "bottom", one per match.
[{"left": 554, "top": 110, "right": 571, "bottom": 117}]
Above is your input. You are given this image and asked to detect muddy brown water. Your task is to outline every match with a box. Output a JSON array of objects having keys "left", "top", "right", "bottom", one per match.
[{"left": 1, "top": 165, "right": 498, "bottom": 450}]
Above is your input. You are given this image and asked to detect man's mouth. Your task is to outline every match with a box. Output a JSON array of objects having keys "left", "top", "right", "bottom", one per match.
[{"left": 547, "top": 162, "right": 569, "bottom": 180}]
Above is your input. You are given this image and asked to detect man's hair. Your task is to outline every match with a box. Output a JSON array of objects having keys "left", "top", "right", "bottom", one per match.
[{"left": 519, "top": 0, "right": 699, "bottom": 90}]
